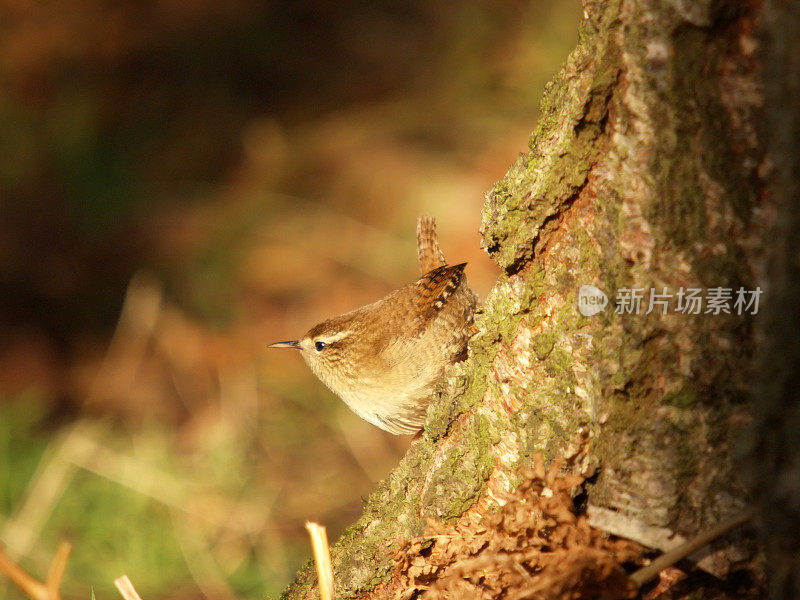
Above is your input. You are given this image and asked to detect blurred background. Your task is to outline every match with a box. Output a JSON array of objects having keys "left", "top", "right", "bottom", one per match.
[{"left": 0, "top": 1, "right": 581, "bottom": 598}]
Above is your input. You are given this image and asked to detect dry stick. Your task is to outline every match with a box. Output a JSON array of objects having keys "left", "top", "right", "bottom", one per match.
[
  {"left": 629, "top": 511, "right": 754, "bottom": 588},
  {"left": 305, "top": 522, "right": 334, "bottom": 600},
  {"left": 45, "top": 541, "right": 72, "bottom": 599},
  {"left": 0, "top": 540, "right": 71, "bottom": 600},
  {"left": 114, "top": 575, "right": 144, "bottom": 600},
  {"left": 0, "top": 544, "right": 44, "bottom": 600}
]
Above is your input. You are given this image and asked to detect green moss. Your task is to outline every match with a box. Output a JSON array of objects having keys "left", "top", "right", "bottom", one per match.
[
  {"left": 423, "top": 414, "right": 497, "bottom": 521},
  {"left": 512, "top": 409, "right": 569, "bottom": 467},
  {"left": 426, "top": 269, "right": 554, "bottom": 441},
  {"left": 662, "top": 385, "right": 698, "bottom": 409},
  {"left": 532, "top": 330, "right": 556, "bottom": 360},
  {"left": 547, "top": 348, "right": 575, "bottom": 378},
  {"left": 292, "top": 401, "right": 506, "bottom": 597},
  {"left": 481, "top": 2, "right": 622, "bottom": 272},
  {"left": 425, "top": 345, "right": 493, "bottom": 441},
  {"left": 294, "top": 409, "right": 502, "bottom": 598},
  {"left": 644, "top": 24, "right": 757, "bottom": 277},
  {"left": 278, "top": 560, "right": 315, "bottom": 600},
  {"left": 511, "top": 409, "right": 545, "bottom": 461},
  {"left": 672, "top": 429, "right": 698, "bottom": 484}
]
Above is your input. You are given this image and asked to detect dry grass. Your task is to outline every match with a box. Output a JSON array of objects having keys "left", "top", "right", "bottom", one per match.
[
  {"left": 305, "top": 523, "right": 333, "bottom": 600},
  {"left": 114, "top": 576, "right": 144, "bottom": 600},
  {"left": 0, "top": 541, "right": 71, "bottom": 600}
]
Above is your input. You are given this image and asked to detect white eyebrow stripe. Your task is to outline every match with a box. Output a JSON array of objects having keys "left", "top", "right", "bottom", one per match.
[{"left": 318, "top": 331, "right": 351, "bottom": 343}]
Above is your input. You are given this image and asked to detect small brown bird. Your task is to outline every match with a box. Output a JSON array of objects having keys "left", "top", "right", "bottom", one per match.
[{"left": 269, "top": 217, "right": 477, "bottom": 434}]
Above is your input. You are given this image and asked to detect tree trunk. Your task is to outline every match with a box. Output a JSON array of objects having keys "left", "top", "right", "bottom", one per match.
[
  {"left": 283, "top": 0, "right": 776, "bottom": 597},
  {"left": 742, "top": 0, "right": 800, "bottom": 598}
]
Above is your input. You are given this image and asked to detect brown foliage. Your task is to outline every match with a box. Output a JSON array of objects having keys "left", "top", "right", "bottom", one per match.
[{"left": 374, "top": 454, "right": 643, "bottom": 600}]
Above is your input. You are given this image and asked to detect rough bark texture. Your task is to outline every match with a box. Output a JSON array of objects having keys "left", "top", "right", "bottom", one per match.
[
  {"left": 742, "top": 0, "right": 800, "bottom": 598},
  {"left": 282, "top": 0, "right": 772, "bottom": 598}
]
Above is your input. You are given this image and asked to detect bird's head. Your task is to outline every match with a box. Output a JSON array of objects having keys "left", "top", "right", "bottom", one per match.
[{"left": 268, "top": 315, "right": 361, "bottom": 385}]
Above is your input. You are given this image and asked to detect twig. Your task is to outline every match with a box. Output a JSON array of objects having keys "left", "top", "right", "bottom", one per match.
[
  {"left": 114, "top": 575, "right": 144, "bottom": 600},
  {"left": 305, "top": 522, "right": 334, "bottom": 600},
  {"left": 0, "top": 544, "right": 43, "bottom": 599},
  {"left": 0, "top": 540, "right": 72, "bottom": 600},
  {"left": 629, "top": 510, "right": 754, "bottom": 588},
  {"left": 45, "top": 542, "right": 71, "bottom": 598}
]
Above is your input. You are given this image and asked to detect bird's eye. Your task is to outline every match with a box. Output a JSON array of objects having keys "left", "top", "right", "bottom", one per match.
[{"left": 315, "top": 341, "right": 327, "bottom": 351}]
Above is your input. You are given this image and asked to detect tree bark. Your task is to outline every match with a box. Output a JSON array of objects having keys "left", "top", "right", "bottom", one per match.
[
  {"left": 742, "top": 0, "right": 800, "bottom": 598},
  {"left": 283, "top": 0, "right": 774, "bottom": 597}
]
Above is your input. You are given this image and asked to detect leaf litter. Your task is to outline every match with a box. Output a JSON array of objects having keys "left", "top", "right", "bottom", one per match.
[{"left": 369, "top": 451, "right": 643, "bottom": 600}]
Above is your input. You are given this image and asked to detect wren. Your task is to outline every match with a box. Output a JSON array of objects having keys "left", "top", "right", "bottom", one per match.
[{"left": 269, "top": 217, "right": 477, "bottom": 434}]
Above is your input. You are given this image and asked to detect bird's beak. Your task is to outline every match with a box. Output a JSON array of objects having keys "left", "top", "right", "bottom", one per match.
[{"left": 268, "top": 340, "right": 301, "bottom": 349}]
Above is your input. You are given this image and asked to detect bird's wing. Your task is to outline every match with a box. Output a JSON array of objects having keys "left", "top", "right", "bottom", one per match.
[{"left": 411, "top": 262, "right": 467, "bottom": 333}]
